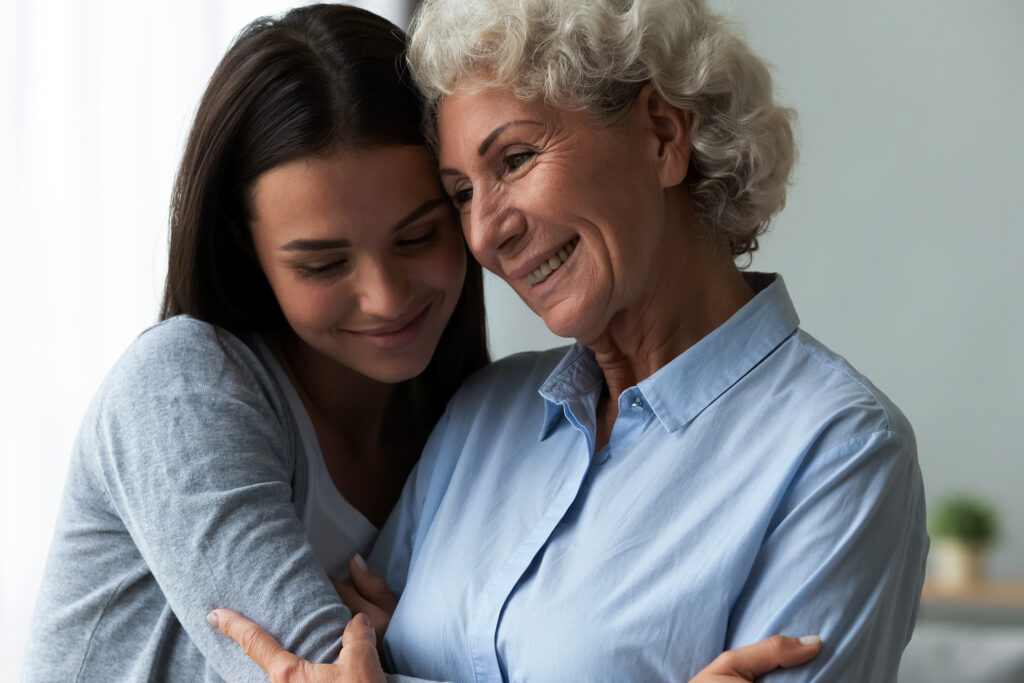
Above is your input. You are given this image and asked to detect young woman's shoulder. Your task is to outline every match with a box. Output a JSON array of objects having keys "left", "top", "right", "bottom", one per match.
[
  {"left": 99, "top": 315, "right": 281, "bottom": 408},
  {"left": 84, "top": 315, "right": 295, "bottom": 469},
  {"left": 116, "top": 315, "right": 261, "bottom": 381}
]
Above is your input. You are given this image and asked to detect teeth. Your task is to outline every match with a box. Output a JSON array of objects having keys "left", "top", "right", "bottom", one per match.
[{"left": 525, "top": 238, "right": 578, "bottom": 286}]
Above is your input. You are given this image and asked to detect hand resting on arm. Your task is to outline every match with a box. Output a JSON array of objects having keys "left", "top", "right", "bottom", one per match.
[{"left": 210, "top": 557, "right": 822, "bottom": 682}]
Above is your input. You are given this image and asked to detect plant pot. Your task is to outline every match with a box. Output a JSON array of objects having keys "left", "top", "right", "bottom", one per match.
[{"left": 931, "top": 539, "right": 988, "bottom": 586}]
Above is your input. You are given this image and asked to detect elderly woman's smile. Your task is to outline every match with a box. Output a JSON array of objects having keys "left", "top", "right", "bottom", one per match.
[{"left": 522, "top": 236, "right": 578, "bottom": 286}]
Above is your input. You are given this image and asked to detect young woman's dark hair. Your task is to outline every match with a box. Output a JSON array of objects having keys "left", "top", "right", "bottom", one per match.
[{"left": 161, "top": 3, "right": 488, "bottom": 433}]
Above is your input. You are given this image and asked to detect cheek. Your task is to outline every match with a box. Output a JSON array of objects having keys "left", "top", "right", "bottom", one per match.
[
  {"left": 429, "top": 231, "right": 469, "bottom": 298},
  {"left": 266, "top": 271, "right": 345, "bottom": 331},
  {"left": 293, "top": 289, "right": 344, "bottom": 328},
  {"left": 280, "top": 295, "right": 322, "bottom": 332}
]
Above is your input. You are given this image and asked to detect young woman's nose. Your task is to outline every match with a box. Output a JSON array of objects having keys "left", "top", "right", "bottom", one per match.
[{"left": 356, "top": 257, "right": 413, "bottom": 320}]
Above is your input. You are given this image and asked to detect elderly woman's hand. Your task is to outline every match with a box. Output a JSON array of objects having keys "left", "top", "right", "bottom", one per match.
[
  {"left": 208, "top": 609, "right": 385, "bottom": 683},
  {"left": 328, "top": 554, "right": 398, "bottom": 649}
]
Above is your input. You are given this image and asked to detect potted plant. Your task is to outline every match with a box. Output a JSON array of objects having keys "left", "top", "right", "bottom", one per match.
[{"left": 930, "top": 494, "right": 999, "bottom": 586}]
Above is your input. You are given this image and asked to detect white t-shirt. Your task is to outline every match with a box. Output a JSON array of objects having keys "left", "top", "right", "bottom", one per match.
[{"left": 256, "top": 339, "right": 378, "bottom": 579}]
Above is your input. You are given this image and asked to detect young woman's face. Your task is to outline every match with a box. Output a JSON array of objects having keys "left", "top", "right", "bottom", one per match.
[{"left": 249, "top": 146, "right": 466, "bottom": 384}]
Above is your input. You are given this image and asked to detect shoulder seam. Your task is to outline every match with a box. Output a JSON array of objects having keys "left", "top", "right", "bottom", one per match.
[{"left": 791, "top": 332, "right": 893, "bottom": 432}]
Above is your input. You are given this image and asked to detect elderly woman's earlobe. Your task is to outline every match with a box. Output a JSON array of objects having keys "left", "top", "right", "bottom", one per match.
[{"left": 636, "top": 84, "right": 693, "bottom": 189}]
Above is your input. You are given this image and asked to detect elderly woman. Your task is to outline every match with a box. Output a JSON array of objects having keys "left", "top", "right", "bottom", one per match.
[{"left": 213, "top": 0, "right": 927, "bottom": 680}]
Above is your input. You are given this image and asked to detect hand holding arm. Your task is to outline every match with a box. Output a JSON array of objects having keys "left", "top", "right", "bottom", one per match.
[
  {"left": 692, "top": 636, "right": 822, "bottom": 682},
  {"left": 330, "top": 555, "right": 398, "bottom": 648},
  {"left": 209, "top": 610, "right": 385, "bottom": 683},
  {"left": 211, "top": 607, "right": 819, "bottom": 683},
  {"left": 217, "top": 559, "right": 820, "bottom": 683}
]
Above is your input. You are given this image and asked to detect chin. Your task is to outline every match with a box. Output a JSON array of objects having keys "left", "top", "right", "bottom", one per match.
[
  {"left": 538, "top": 303, "right": 603, "bottom": 344},
  {"left": 540, "top": 316, "right": 588, "bottom": 343},
  {"left": 362, "top": 355, "right": 433, "bottom": 385}
]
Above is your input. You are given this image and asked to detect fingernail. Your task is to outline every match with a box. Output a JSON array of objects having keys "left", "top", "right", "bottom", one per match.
[
  {"left": 799, "top": 635, "right": 821, "bottom": 646},
  {"left": 206, "top": 611, "right": 219, "bottom": 628},
  {"left": 357, "top": 612, "right": 372, "bottom": 628},
  {"left": 353, "top": 553, "right": 368, "bottom": 572}
]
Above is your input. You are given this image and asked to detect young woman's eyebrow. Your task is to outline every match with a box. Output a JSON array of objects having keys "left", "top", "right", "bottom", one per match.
[
  {"left": 390, "top": 196, "right": 448, "bottom": 231},
  {"left": 280, "top": 196, "right": 448, "bottom": 251}
]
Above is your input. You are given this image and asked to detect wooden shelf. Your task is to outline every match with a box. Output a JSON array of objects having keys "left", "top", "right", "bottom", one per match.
[{"left": 922, "top": 580, "right": 1024, "bottom": 608}]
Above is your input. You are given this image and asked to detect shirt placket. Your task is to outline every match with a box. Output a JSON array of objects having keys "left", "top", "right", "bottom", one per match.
[{"left": 469, "top": 399, "right": 595, "bottom": 682}]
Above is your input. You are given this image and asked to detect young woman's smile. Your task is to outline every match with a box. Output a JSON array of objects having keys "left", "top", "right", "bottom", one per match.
[{"left": 344, "top": 298, "right": 436, "bottom": 350}]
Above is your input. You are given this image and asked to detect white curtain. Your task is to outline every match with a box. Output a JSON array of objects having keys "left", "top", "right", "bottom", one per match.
[{"left": 0, "top": 1, "right": 413, "bottom": 679}]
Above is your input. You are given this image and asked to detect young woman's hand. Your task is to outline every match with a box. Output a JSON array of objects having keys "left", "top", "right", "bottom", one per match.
[
  {"left": 328, "top": 554, "right": 398, "bottom": 649},
  {"left": 210, "top": 610, "right": 821, "bottom": 683},
  {"left": 692, "top": 634, "right": 822, "bottom": 681},
  {"left": 211, "top": 553, "right": 820, "bottom": 683},
  {"left": 208, "top": 609, "right": 385, "bottom": 683}
]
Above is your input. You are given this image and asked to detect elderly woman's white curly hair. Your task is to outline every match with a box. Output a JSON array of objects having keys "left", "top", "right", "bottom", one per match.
[{"left": 408, "top": 0, "right": 796, "bottom": 257}]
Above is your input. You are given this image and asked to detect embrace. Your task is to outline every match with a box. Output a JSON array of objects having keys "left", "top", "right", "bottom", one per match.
[{"left": 26, "top": 1, "right": 927, "bottom": 681}]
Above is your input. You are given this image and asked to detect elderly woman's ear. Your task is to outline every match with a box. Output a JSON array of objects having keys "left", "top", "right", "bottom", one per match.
[{"left": 635, "top": 83, "right": 692, "bottom": 189}]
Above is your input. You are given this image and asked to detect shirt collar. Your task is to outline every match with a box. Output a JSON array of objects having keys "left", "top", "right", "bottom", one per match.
[
  {"left": 642, "top": 272, "right": 799, "bottom": 432},
  {"left": 538, "top": 344, "right": 604, "bottom": 440},
  {"left": 536, "top": 272, "right": 799, "bottom": 438}
]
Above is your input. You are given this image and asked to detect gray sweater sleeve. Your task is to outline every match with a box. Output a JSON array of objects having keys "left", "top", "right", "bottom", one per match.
[{"left": 25, "top": 318, "right": 351, "bottom": 681}]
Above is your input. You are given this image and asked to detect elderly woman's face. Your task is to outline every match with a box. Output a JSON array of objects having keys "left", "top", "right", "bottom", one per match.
[{"left": 437, "top": 87, "right": 676, "bottom": 344}]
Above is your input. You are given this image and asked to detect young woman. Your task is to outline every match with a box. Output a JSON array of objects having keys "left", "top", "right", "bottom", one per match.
[{"left": 24, "top": 5, "right": 487, "bottom": 681}]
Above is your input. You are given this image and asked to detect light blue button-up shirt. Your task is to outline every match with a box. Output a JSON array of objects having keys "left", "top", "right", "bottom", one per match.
[{"left": 370, "top": 273, "right": 928, "bottom": 682}]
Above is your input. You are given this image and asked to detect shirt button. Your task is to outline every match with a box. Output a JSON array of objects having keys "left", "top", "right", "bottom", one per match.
[{"left": 630, "top": 396, "right": 644, "bottom": 409}]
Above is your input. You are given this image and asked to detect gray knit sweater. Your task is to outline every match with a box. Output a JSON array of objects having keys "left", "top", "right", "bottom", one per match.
[{"left": 24, "top": 317, "right": 353, "bottom": 682}]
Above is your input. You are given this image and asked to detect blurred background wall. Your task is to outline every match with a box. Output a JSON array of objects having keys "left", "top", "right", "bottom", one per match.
[{"left": 2, "top": 0, "right": 1021, "bottom": 680}]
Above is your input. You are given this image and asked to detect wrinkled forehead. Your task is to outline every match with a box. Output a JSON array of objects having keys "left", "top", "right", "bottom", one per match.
[{"left": 434, "top": 87, "right": 556, "bottom": 162}]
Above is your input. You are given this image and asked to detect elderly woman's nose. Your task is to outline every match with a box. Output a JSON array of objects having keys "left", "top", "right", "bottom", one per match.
[
  {"left": 466, "top": 198, "right": 527, "bottom": 258},
  {"left": 356, "top": 258, "right": 413, "bottom": 319}
]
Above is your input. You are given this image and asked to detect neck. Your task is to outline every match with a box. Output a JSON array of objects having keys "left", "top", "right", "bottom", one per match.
[
  {"left": 268, "top": 331, "right": 395, "bottom": 450},
  {"left": 588, "top": 201, "right": 754, "bottom": 404}
]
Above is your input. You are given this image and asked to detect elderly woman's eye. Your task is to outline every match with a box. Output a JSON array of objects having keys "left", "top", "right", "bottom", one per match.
[{"left": 504, "top": 151, "right": 536, "bottom": 171}]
